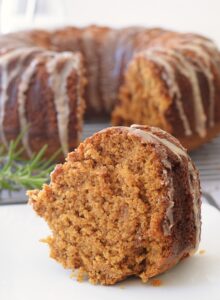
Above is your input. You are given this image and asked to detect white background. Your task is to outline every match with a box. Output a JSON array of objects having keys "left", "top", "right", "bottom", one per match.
[{"left": 0, "top": 0, "right": 220, "bottom": 45}]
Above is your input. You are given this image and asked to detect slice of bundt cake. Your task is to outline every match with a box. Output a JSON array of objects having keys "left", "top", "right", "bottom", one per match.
[{"left": 28, "top": 125, "right": 201, "bottom": 285}]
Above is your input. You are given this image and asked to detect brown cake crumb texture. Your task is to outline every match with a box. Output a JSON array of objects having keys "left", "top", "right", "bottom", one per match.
[
  {"left": 150, "top": 279, "right": 163, "bottom": 287},
  {"left": 28, "top": 125, "right": 201, "bottom": 285}
]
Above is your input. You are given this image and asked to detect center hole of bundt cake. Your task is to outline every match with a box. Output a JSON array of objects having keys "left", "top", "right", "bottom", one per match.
[{"left": 49, "top": 130, "right": 165, "bottom": 284}]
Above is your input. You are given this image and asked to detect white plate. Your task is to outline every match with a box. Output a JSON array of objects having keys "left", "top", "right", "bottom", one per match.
[{"left": 0, "top": 203, "right": 219, "bottom": 300}]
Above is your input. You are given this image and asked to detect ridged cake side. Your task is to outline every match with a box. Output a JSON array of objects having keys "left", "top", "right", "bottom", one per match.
[{"left": 0, "top": 45, "right": 86, "bottom": 157}]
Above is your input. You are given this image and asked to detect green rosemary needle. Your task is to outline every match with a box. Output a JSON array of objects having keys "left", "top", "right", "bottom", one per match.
[{"left": 0, "top": 132, "right": 60, "bottom": 192}]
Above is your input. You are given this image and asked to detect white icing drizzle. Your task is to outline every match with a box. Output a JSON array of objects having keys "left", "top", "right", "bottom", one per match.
[
  {"left": 168, "top": 35, "right": 219, "bottom": 128},
  {"left": 181, "top": 35, "right": 219, "bottom": 55},
  {"left": 162, "top": 165, "right": 174, "bottom": 235},
  {"left": 46, "top": 52, "right": 80, "bottom": 156},
  {"left": 143, "top": 48, "right": 207, "bottom": 137},
  {"left": 130, "top": 124, "right": 187, "bottom": 158},
  {"left": 81, "top": 30, "right": 100, "bottom": 112},
  {"left": 133, "top": 125, "right": 200, "bottom": 247},
  {"left": 0, "top": 47, "right": 41, "bottom": 147},
  {"left": 175, "top": 43, "right": 216, "bottom": 127},
  {"left": 101, "top": 29, "right": 120, "bottom": 112},
  {"left": 17, "top": 57, "right": 43, "bottom": 157},
  {"left": 188, "top": 163, "right": 201, "bottom": 250},
  {"left": 72, "top": 54, "right": 83, "bottom": 144},
  {"left": 142, "top": 50, "right": 192, "bottom": 136},
  {"left": 166, "top": 49, "right": 207, "bottom": 137}
]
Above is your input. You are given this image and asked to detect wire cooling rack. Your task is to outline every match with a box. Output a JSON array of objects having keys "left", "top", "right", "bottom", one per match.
[
  {"left": 0, "top": 122, "right": 220, "bottom": 206},
  {"left": 190, "top": 137, "right": 220, "bottom": 183}
]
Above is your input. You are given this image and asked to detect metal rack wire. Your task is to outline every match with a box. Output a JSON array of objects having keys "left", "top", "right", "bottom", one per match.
[{"left": 190, "top": 137, "right": 220, "bottom": 183}]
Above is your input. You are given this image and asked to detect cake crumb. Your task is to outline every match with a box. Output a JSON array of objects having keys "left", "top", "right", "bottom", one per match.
[
  {"left": 199, "top": 249, "right": 206, "bottom": 255},
  {"left": 77, "top": 268, "right": 85, "bottom": 282},
  {"left": 150, "top": 279, "right": 163, "bottom": 287},
  {"left": 39, "top": 236, "right": 50, "bottom": 243},
  {"left": 70, "top": 271, "right": 76, "bottom": 279},
  {"left": 39, "top": 238, "right": 46, "bottom": 243},
  {"left": 119, "top": 285, "right": 125, "bottom": 289}
]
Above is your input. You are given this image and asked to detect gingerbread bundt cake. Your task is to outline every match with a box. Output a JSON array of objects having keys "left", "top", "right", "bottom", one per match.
[
  {"left": 28, "top": 125, "right": 201, "bottom": 285},
  {"left": 1, "top": 26, "right": 220, "bottom": 155}
]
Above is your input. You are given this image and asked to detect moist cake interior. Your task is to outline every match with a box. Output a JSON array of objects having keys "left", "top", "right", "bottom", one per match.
[{"left": 31, "top": 131, "right": 171, "bottom": 284}]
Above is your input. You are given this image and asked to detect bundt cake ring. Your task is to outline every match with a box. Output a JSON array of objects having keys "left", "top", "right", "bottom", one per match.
[
  {"left": 28, "top": 124, "right": 201, "bottom": 285},
  {"left": 1, "top": 26, "right": 220, "bottom": 157}
]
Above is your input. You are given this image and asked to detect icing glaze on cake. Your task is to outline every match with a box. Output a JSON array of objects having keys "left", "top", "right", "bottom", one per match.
[{"left": 1, "top": 26, "right": 220, "bottom": 155}]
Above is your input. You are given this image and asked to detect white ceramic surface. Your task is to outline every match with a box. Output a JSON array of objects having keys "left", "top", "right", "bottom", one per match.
[{"left": 0, "top": 203, "right": 219, "bottom": 300}]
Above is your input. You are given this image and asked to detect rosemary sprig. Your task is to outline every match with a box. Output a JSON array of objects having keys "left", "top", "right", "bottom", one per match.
[{"left": 0, "top": 132, "right": 61, "bottom": 192}]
